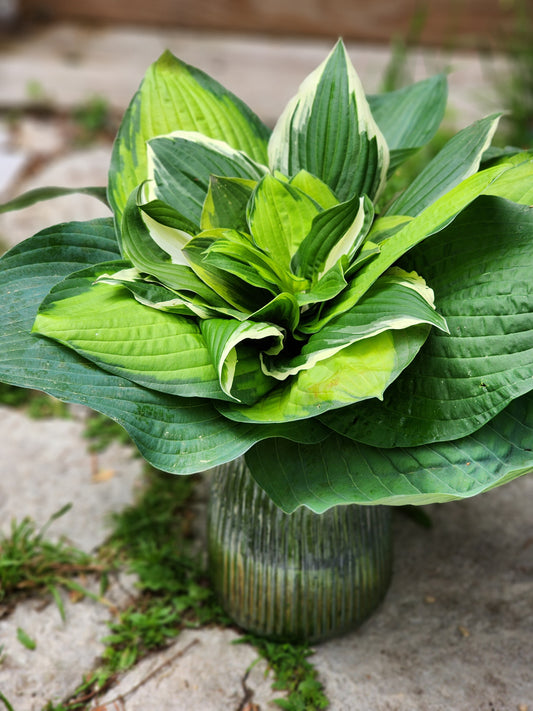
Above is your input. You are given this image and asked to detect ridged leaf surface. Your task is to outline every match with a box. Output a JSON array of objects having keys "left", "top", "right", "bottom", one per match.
[
  {"left": 0, "top": 221, "right": 326, "bottom": 474},
  {"left": 322, "top": 196, "right": 533, "bottom": 447},
  {"left": 108, "top": 50, "right": 270, "bottom": 220},
  {"left": 245, "top": 392, "right": 533, "bottom": 512},
  {"left": 268, "top": 40, "right": 389, "bottom": 202}
]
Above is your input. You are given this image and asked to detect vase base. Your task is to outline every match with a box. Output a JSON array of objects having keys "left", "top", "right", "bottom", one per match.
[{"left": 208, "top": 458, "right": 393, "bottom": 643}]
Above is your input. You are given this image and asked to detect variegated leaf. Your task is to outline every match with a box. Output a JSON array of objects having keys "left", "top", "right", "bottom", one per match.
[{"left": 268, "top": 40, "right": 389, "bottom": 202}]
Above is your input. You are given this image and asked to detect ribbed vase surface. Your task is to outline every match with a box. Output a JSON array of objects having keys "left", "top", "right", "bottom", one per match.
[{"left": 207, "top": 457, "right": 393, "bottom": 643}]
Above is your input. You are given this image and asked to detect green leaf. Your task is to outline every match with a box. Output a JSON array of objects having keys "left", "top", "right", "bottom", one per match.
[
  {"left": 245, "top": 390, "right": 533, "bottom": 512},
  {"left": 292, "top": 194, "right": 373, "bottom": 280},
  {"left": 295, "top": 261, "right": 348, "bottom": 310},
  {"left": 480, "top": 145, "right": 528, "bottom": 167},
  {"left": 268, "top": 39, "right": 389, "bottom": 202},
  {"left": 315, "top": 163, "right": 512, "bottom": 330},
  {"left": 343, "top": 243, "right": 380, "bottom": 279},
  {"left": 0, "top": 220, "right": 327, "bottom": 474},
  {"left": 249, "top": 292, "right": 301, "bottom": 333},
  {"left": 0, "top": 691, "right": 16, "bottom": 711},
  {"left": 140, "top": 199, "right": 199, "bottom": 235},
  {"left": 200, "top": 317, "right": 283, "bottom": 401},
  {"left": 138, "top": 204, "right": 193, "bottom": 267},
  {"left": 201, "top": 176, "right": 256, "bottom": 232},
  {"left": 41, "top": 502, "right": 74, "bottom": 531},
  {"left": 0, "top": 185, "right": 109, "bottom": 213},
  {"left": 263, "top": 269, "right": 447, "bottom": 380},
  {"left": 108, "top": 50, "right": 270, "bottom": 220},
  {"left": 120, "top": 188, "right": 227, "bottom": 307},
  {"left": 183, "top": 232, "right": 275, "bottom": 312},
  {"left": 200, "top": 229, "right": 284, "bottom": 294},
  {"left": 33, "top": 263, "right": 229, "bottom": 401},
  {"left": 322, "top": 196, "right": 533, "bottom": 447},
  {"left": 366, "top": 214, "right": 412, "bottom": 244},
  {"left": 199, "top": 245, "right": 279, "bottom": 297},
  {"left": 483, "top": 156, "right": 533, "bottom": 204},
  {"left": 288, "top": 170, "right": 339, "bottom": 209},
  {"left": 47, "top": 583, "right": 66, "bottom": 621},
  {"left": 219, "top": 325, "right": 430, "bottom": 424},
  {"left": 221, "top": 268, "right": 447, "bottom": 423},
  {"left": 247, "top": 174, "right": 320, "bottom": 274},
  {"left": 368, "top": 74, "right": 448, "bottom": 173},
  {"left": 17, "top": 627, "right": 36, "bottom": 650},
  {"left": 387, "top": 113, "right": 501, "bottom": 216},
  {"left": 148, "top": 132, "right": 267, "bottom": 226},
  {"left": 98, "top": 266, "right": 235, "bottom": 320}
]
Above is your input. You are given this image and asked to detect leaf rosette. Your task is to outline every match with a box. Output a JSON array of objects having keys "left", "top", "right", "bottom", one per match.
[{"left": 1, "top": 41, "right": 532, "bottom": 511}]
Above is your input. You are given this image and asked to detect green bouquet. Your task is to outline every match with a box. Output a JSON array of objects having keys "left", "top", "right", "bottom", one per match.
[{"left": 1, "top": 40, "right": 532, "bottom": 512}]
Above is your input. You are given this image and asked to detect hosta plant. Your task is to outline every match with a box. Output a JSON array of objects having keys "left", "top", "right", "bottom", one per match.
[{"left": 1, "top": 40, "right": 532, "bottom": 516}]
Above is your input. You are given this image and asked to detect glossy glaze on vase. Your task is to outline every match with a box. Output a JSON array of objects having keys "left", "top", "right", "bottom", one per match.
[{"left": 207, "top": 458, "right": 393, "bottom": 643}]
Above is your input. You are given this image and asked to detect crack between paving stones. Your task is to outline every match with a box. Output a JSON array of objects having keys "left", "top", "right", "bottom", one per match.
[
  {"left": 236, "top": 667, "right": 258, "bottom": 711},
  {"left": 95, "top": 638, "right": 200, "bottom": 708}
]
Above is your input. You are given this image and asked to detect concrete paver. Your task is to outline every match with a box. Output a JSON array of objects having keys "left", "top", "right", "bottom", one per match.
[
  {"left": 0, "top": 404, "right": 145, "bottom": 710},
  {"left": 95, "top": 627, "right": 282, "bottom": 711},
  {"left": 0, "top": 579, "right": 134, "bottom": 711},
  {"left": 0, "top": 404, "right": 285, "bottom": 710},
  {"left": 314, "top": 476, "right": 533, "bottom": 710},
  {"left": 0, "top": 406, "right": 143, "bottom": 550}
]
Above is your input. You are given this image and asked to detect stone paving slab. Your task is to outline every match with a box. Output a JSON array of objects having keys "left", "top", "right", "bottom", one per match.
[
  {"left": 0, "top": 406, "right": 143, "bottom": 550},
  {"left": 0, "top": 578, "right": 134, "bottom": 711},
  {"left": 0, "top": 405, "right": 284, "bottom": 710},
  {"left": 314, "top": 475, "right": 533, "bottom": 711},
  {"left": 88, "top": 467, "right": 533, "bottom": 711},
  {"left": 94, "top": 627, "right": 281, "bottom": 711},
  {"left": 0, "top": 405, "right": 142, "bottom": 710}
]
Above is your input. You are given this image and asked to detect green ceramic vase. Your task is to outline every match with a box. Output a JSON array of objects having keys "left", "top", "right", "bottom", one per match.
[{"left": 207, "top": 457, "right": 393, "bottom": 643}]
